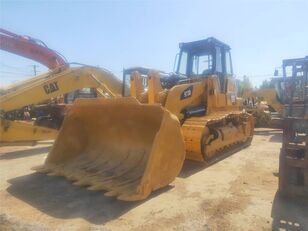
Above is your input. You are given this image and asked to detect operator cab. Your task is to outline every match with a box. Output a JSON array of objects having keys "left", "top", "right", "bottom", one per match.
[
  {"left": 274, "top": 56, "right": 308, "bottom": 104},
  {"left": 122, "top": 37, "right": 234, "bottom": 96},
  {"left": 176, "top": 37, "right": 233, "bottom": 91}
]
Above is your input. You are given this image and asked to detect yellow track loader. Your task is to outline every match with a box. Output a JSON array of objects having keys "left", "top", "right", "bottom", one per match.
[{"left": 34, "top": 38, "right": 254, "bottom": 201}]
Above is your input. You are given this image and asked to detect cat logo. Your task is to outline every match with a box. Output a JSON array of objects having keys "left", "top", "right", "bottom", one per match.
[
  {"left": 180, "top": 86, "right": 193, "bottom": 100},
  {"left": 43, "top": 82, "right": 59, "bottom": 94}
]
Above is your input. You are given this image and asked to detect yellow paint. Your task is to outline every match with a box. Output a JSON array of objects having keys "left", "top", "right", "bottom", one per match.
[
  {"left": 33, "top": 98, "right": 185, "bottom": 201},
  {"left": 0, "top": 119, "right": 58, "bottom": 142},
  {"left": 0, "top": 66, "right": 123, "bottom": 143}
]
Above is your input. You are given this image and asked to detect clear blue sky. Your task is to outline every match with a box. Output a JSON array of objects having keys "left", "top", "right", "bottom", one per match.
[{"left": 1, "top": 0, "right": 307, "bottom": 87}]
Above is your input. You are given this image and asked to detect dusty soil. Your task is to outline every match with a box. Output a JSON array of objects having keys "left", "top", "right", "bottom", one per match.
[{"left": 0, "top": 128, "right": 307, "bottom": 231}]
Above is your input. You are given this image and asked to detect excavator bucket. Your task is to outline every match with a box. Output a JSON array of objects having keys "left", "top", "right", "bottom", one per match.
[{"left": 34, "top": 97, "right": 185, "bottom": 201}]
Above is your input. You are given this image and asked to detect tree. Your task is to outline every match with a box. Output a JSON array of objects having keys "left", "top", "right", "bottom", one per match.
[
  {"left": 236, "top": 75, "right": 253, "bottom": 97},
  {"left": 259, "top": 79, "right": 274, "bottom": 89},
  {"left": 0, "top": 88, "right": 6, "bottom": 96}
]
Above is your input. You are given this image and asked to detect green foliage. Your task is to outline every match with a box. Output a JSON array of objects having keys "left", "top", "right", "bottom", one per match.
[
  {"left": 0, "top": 88, "right": 6, "bottom": 96},
  {"left": 236, "top": 75, "right": 253, "bottom": 96},
  {"left": 259, "top": 79, "right": 274, "bottom": 89}
]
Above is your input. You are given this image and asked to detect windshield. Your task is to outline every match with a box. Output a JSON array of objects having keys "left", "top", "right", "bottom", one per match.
[
  {"left": 191, "top": 52, "right": 213, "bottom": 75},
  {"left": 123, "top": 73, "right": 131, "bottom": 96},
  {"left": 177, "top": 51, "right": 188, "bottom": 75}
]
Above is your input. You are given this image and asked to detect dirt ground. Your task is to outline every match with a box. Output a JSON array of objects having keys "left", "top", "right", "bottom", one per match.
[{"left": 0, "top": 128, "right": 307, "bottom": 231}]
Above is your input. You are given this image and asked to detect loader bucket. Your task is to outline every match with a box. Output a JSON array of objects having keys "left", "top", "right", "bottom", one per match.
[{"left": 34, "top": 97, "right": 185, "bottom": 201}]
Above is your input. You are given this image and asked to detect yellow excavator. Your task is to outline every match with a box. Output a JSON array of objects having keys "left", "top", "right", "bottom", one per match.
[
  {"left": 0, "top": 28, "right": 123, "bottom": 144},
  {"left": 0, "top": 66, "right": 123, "bottom": 144},
  {"left": 241, "top": 87, "right": 284, "bottom": 127},
  {"left": 34, "top": 38, "right": 254, "bottom": 201}
]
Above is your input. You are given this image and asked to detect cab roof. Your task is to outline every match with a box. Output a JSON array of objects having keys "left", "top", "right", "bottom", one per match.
[
  {"left": 179, "top": 37, "right": 231, "bottom": 52},
  {"left": 282, "top": 56, "right": 308, "bottom": 66}
]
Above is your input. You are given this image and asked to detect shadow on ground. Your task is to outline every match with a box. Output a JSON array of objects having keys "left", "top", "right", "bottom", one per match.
[
  {"left": 179, "top": 137, "right": 253, "bottom": 178},
  {"left": 271, "top": 192, "right": 308, "bottom": 231},
  {"left": 179, "top": 160, "right": 207, "bottom": 178},
  {"left": 6, "top": 173, "right": 172, "bottom": 224},
  {"left": 254, "top": 129, "right": 282, "bottom": 143},
  {"left": 0, "top": 146, "right": 51, "bottom": 160}
]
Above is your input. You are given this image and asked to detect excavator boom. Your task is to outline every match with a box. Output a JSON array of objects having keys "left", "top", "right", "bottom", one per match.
[
  {"left": 0, "top": 66, "right": 122, "bottom": 112},
  {"left": 0, "top": 28, "right": 124, "bottom": 143},
  {"left": 0, "top": 66, "right": 123, "bottom": 142},
  {"left": 0, "top": 28, "right": 66, "bottom": 69}
]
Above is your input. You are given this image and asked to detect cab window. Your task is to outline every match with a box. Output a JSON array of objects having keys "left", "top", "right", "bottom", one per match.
[
  {"left": 178, "top": 51, "right": 188, "bottom": 75},
  {"left": 215, "top": 47, "right": 222, "bottom": 72},
  {"left": 192, "top": 52, "right": 213, "bottom": 75},
  {"left": 225, "top": 51, "right": 233, "bottom": 75},
  {"left": 123, "top": 73, "right": 131, "bottom": 96}
]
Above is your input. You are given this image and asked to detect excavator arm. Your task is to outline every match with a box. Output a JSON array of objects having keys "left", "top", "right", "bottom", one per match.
[
  {"left": 0, "top": 28, "right": 66, "bottom": 69},
  {"left": 0, "top": 29, "right": 123, "bottom": 112},
  {"left": 242, "top": 88, "right": 283, "bottom": 114},
  {"left": 0, "top": 66, "right": 123, "bottom": 143},
  {"left": 0, "top": 29, "right": 124, "bottom": 144},
  {"left": 0, "top": 66, "right": 123, "bottom": 112}
]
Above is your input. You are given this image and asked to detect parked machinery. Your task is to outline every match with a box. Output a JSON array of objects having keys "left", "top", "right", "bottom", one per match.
[
  {"left": 0, "top": 66, "right": 123, "bottom": 143},
  {"left": 34, "top": 37, "right": 254, "bottom": 201},
  {"left": 0, "top": 28, "right": 67, "bottom": 70},
  {"left": 0, "top": 29, "right": 123, "bottom": 144},
  {"left": 278, "top": 56, "right": 308, "bottom": 197},
  {"left": 241, "top": 87, "right": 284, "bottom": 127}
]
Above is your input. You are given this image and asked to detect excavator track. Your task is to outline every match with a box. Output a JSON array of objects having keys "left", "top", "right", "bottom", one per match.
[{"left": 182, "top": 111, "right": 254, "bottom": 162}]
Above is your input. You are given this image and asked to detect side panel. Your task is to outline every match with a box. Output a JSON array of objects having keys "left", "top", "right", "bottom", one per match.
[
  {"left": 0, "top": 119, "right": 58, "bottom": 142},
  {"left": 164, "top": 81, "right": 206, "bottom": 120}
]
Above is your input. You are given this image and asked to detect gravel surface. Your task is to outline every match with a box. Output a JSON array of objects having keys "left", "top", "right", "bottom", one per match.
[{"left": 0, "top": 128, "right": 307, "bottom": 231}]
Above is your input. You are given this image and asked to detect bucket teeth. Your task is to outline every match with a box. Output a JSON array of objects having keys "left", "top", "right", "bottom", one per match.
[
  {"left": 58, "top": 151, "right": 147, "bottom": 190},
  {"left": 72, "top": 180, "right": 91, "bottom": 186},
  {"left": 104, "top": 191, "right": 118, "bottom": 197},
  {"left": 37, "top": 153, "right": 146, "bottom": 197},
  {"left": 87, "top": 185, "right": 106, "bottom": 191},
  {"left": 47, "top": 171, "right": 62, "bottom": 177},
  {"left": 32, "top": 165, "right": 55, "bottom": 174},
  {"left": 32, "top": 165, "right": 49, "bottom": 173}
]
